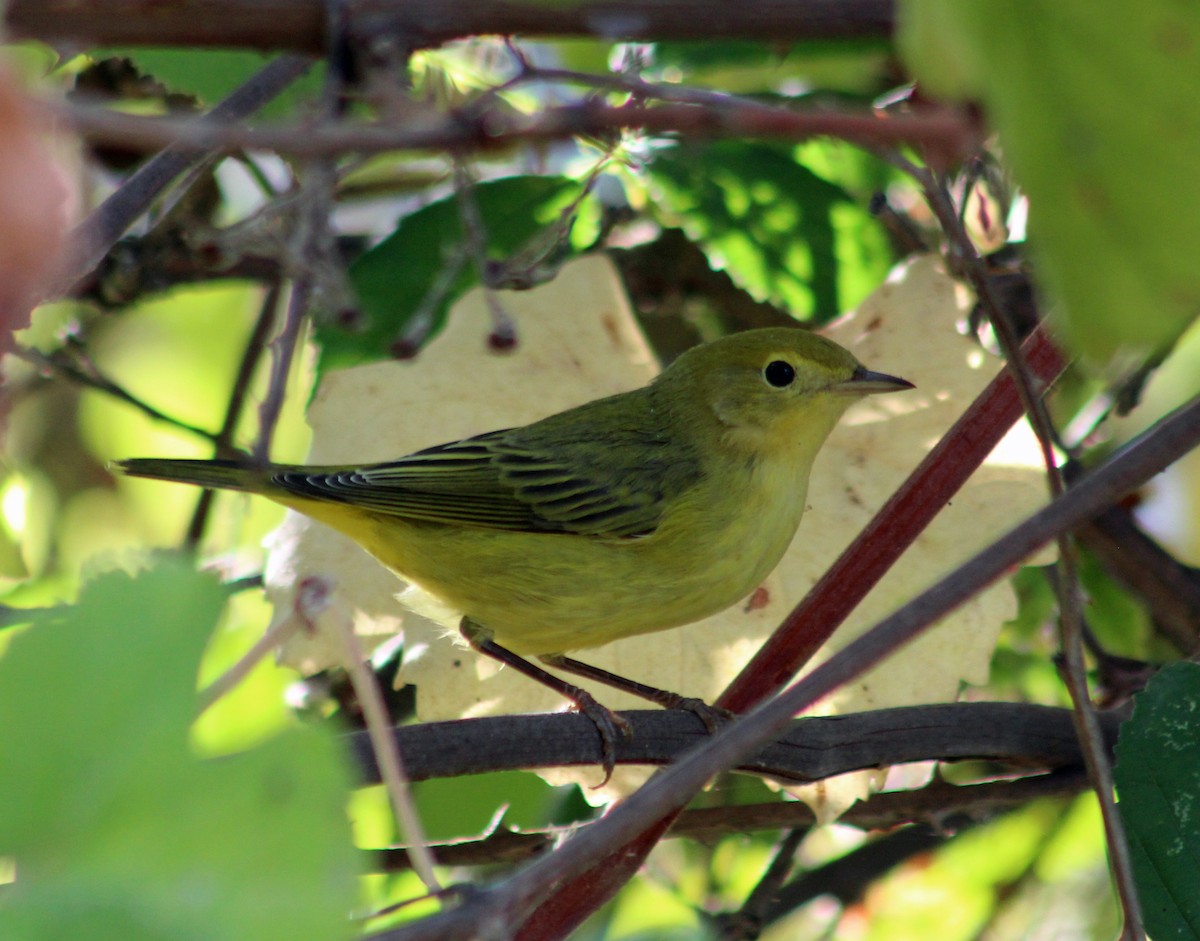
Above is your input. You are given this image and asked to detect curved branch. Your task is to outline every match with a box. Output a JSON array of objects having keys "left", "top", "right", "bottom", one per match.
[{"left": 345, "top": 702, "right": 1121, "bottom": 786}]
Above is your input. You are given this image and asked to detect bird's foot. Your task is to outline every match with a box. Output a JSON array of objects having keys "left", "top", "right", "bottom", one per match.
[{"left": 568, "top": 687, "right": 632, "bottom": 787}]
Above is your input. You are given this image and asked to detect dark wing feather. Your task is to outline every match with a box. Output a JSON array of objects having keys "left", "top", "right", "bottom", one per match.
[{"left": 268, "top": 396, "right": 704, "bottom": 538}]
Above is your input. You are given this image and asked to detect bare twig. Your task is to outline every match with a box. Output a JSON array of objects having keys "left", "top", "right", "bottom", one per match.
[
  {"left": 251, "top": 250, "right": 310, "bottom": 463},
  {"left": 13, "top": 345, "right": 216, "bottom": 441},
  {"left": 366, "top": 769, "right": 1089, "bottom": 873},
  {"left": 714, "top": 828, "right": 805, "bottom": 940},
  {"left": 1077, "top": 501, "right": 1200, "bottom": 653},
  {"left": 63, "top": 98, "right": 978, "bottom": 162},
  {"left": 196, "top": 607, "right": 299, "bottom": 713},
  {"left": 451, "top": 160, "right": 514, "bottom": 347},
  {"left": 332, "top": 592, "right": 443, "bottom": 895},
  {"left": 250, "top": 55, "right": 338, "bottom": 462},
  {"left": 57, "top": 54, "right": 312, "bottom": 297},
  {"left": 186, "top": 280, "right": 283, "bottom": 547},
  {"left": 765, "top": 826, "right": 946, "bottom": 922},
  {"left": 911, "top": 166, "right": 1143, "bottom": 939}
]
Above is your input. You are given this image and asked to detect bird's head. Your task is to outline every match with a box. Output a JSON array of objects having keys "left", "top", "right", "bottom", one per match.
[{"left": 656, "top": 328, "right": 913, "bottom": 457}]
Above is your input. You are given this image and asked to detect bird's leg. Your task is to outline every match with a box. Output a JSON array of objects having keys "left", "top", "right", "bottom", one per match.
[
  {"left": 539, "top": 654, "right": 734, "bottom": 734},
  {"left": 460, "top": 619, "right": 631, "bottom": 785}
]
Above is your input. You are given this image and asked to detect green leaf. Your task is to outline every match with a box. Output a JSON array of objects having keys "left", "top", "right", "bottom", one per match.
[
  {"left": 647, "top": 141, "right": 860, "bottom": 322},
  {"left": 898, "top": 0, "right": 1200, "bottom": 363},
  {"left": 326, "top": 175, "right": 577, "bottom": 373},
  {"left": 99, "top": 48, "right": 323, "bottom": 119},
  {"left": 1114, "top": 661, "right": 1200, "bottom": 941},
  {"left": 0, "top": 563, "right": 357, "bottom": 941}
]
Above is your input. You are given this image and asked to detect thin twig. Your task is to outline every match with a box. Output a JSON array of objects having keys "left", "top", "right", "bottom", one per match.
[
  {"left": 56, "top": 54, "right": 312, "bottom": 297},
  {"left": 451, "top": 159, "right": 513, "bottom": 346},
  {"left": 186, "top": 280, "right": 283, "bottom": 547},
  {"left": 911, "top": 165, "right": 1144, "bottom": 939},
  {"left": 252, "top": 267, "right": 308, "bottom": 463},
  {"left": 196, "top": 610, "right": 299, "bottom": 714},
  {"left": 13, "top": 345, "right": 216, "bottom": 441},
  {"left": 715, "top": 828, "right": 805, "bottom": 941},
  {"left": 63, "top": 97, "right": 979, "bottom": 161},
  {"left": 250, "top": 62, "right": 339, "bottom": 463},
  {"left": 765, "top": 826, "right": 949, "bottom": 925},
  {"left": 334, "top": 600, "right": 443, "bottom": 894},
  {"left": 365, "top": 768, "right": 1090, "bottom": 873}
]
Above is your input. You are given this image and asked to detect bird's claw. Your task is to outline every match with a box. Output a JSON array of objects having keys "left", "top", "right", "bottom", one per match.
[
  {"left": 672, "top": 697, "right": 735, "bottom": 734},
  {"left": 571, "top": 689, "right": 632, "bottom": 787}
]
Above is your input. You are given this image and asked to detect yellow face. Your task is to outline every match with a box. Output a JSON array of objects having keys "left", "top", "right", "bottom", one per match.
[{"left": 659, "top": 328, "right": 865, "bottom": 440}]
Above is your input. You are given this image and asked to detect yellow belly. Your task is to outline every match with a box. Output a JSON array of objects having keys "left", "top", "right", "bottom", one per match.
[{"left": 285, "top": 456, "right": 808, "bottom": 655}]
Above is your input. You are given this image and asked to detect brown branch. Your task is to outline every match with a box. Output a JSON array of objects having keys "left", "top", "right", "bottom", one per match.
[
  {"left": 251, "top": 31, "right": 343, "bottom": 464},
  {"left": 1077, "top": 501, "right": 1200, "bottom": 653},
  {"left": 714, "top": 827, "right": 807, "bottom": 940},
  {"left": 912, "top": 166, "right": 1143, "bottom": 940},
  {"left": 7, "top": 0, "right": 894, "bottom": 53},
  {"left": 12, "top": 345, "right": 216, "bottom": 441},
  {"left": 761, "top": 826, "right": 946, "bottom": 926},
  {"left": 346, "top": 702, "right": 1120, "bottom": 787},
  {"left": 185, "top": 280, "right": 283, "bottom": 547},
  {"left": 680, "top": 768, "right": 1089, "bottom": 842},
  {"left": 364, "top": 769, "right": 1089, "bottom": 873},
  {"left": 62, "top": 98, "right": 979, "bottom": 162}
]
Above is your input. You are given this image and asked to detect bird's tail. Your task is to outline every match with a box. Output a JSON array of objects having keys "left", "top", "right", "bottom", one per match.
[{"left": 114, "top": 458, "right": 271, "bottom": 494}]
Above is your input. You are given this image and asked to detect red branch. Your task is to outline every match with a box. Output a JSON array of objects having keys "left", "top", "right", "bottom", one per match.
[
  {"left": 515, "top": 325, "right": 1068, "bottom": 941},
  {"left": 720, "top": 325, "right": 1068, "bottom": 711}
]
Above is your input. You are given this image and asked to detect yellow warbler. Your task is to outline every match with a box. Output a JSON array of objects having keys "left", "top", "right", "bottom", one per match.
[{"left": 118, "top": 328, "right": 911, "bottom": 767}]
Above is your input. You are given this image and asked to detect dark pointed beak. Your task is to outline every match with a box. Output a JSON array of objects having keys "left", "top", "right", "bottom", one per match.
[{"left": 833, "top": 365, "right": 915, "bottom": 395}]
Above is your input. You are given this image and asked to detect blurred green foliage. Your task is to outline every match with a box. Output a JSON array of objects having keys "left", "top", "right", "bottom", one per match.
[
  {"left": 0, "top": 16, "right": 1196, "bottom": 941},
  {"left": 0, "top": 564, "right": 357, "bottom": 941},
  {"left": 899, "top": 0, "right": 1200, "bottom": 366}
]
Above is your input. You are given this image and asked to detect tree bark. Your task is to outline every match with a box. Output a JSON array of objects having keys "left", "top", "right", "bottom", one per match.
[{"left": 7, "top": 0, "right": 894, "bottom": 54}]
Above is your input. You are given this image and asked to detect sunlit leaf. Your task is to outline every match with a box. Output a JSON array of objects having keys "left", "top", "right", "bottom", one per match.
[{"left": 648, "top": 141, "right": 862, "bottom": 322}]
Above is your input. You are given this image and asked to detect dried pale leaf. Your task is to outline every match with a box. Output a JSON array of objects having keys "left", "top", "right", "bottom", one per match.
[{"left": 268, "top": 254, "right": 1051, "bottom": 811}]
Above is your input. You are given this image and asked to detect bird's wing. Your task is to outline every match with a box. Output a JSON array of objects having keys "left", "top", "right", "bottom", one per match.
[{"left": 270, "top": 423, "right": 704, "bottom": 539}]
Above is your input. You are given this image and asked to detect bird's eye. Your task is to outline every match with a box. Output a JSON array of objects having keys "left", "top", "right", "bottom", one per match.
[{"left": 763, "top": 360, "right": 796, "bottom": 388}]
